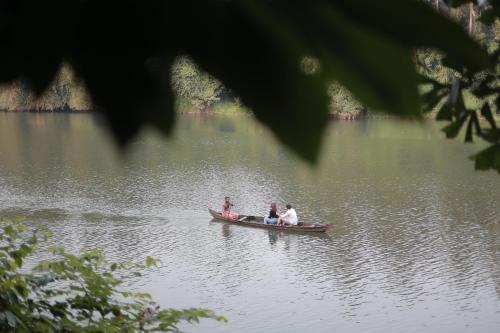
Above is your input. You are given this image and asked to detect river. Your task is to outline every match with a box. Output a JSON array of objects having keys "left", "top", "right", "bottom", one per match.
[{"left": 0, "top": 112, "right": 499, "bottom": 332}]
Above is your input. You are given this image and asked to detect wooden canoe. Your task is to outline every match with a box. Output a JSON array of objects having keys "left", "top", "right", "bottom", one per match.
[{"left": 208, "top": 208, "right": 331, "bottom": 233}]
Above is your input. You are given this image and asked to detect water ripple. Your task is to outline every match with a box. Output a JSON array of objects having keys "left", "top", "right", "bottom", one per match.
[{"left": 1, "top": 114, "right": 500, "bottom": 333}]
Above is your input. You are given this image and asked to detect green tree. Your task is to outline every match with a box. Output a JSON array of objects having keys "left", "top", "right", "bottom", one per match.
[
  {"left": 418, "top": 1, "right": 499, "bottom": 172},
  {"left": 327, "top": 83, "right": 364, "bottom": 119},
  {"left": 171, "top": 57, "right": 224, "bottom": 111},
  {"left": 0, "top": 64, "right": 92, "bottom": 112},
  {"left": 0, "top": 217, "right": 225, "bottom": 332}
]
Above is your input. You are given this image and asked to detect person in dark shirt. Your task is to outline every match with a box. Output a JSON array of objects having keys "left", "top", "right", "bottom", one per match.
[{"left": 264, "top": 203, "right": 279, "bottom": 224}]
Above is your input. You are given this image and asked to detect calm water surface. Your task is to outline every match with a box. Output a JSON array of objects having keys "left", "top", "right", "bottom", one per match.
[{"left": 0, "top": 113, "right": 499, "bottom": 332}]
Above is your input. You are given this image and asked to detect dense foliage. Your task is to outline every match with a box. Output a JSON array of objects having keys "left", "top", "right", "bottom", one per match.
[
  {"left": 0, "top": 217, "right": 225, "bottom": 332},
  {"left": 0, "top": 64, "right": 91, "bottom": 112},
  {"left": 171, "top": 57, "right": 224, "bottom": 111},
  {"left": 418, "top": 1, "right": 499, "bottom": 172}
]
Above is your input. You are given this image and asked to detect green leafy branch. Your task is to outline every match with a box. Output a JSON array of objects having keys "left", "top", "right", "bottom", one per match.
[
  {"left": 420, "top": 0, "right": 499, "bottom": 172},
  {"left": 0, "top": 217, "right": 225, "bottom": 332}
]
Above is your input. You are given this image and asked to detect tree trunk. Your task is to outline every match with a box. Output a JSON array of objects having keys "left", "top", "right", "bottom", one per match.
[{"left": 468, "top": 3, "right": 475, "bottom": 34}]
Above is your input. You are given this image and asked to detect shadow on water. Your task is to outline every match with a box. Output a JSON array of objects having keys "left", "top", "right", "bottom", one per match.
[
  {"left": 267, "top": 229, "right": 279, "bottom": 245},
  {"left": 217, "top": 118, "right": 237, "bottom": 133}
]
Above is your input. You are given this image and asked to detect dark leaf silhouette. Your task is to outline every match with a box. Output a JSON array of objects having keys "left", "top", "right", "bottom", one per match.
[
  {"left": 442, "top": 112, "right": 469, "bottom": 138},
  {"left": 0, "top": 0, "right": 494, "bottom": 161},
  {"left": 472, "top": 144, "right": 500, "bottom": 173}
]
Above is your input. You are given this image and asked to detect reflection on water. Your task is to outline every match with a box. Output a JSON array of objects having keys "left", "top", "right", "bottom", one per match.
[{"left": 0, "top": 112, "right": 499, "bottom": 333}]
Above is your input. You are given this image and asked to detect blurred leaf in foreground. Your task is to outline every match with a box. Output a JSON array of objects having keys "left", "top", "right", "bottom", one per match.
[{"left": 0, "top": 0, "right": 494, "bottom": 163}]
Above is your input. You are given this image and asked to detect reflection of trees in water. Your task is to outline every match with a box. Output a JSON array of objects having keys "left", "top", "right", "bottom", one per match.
[{"left": 217, "top": 118, "right": 236, "bottom": 133}]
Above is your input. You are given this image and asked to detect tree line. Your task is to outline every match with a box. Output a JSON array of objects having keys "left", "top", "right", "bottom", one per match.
[{"left": 1, "top": 2, "right": 496, "bottom": 121}]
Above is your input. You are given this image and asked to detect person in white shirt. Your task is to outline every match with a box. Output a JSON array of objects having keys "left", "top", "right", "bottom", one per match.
[{"left": 278, "top": 204, "right": 298, "bottom": 226}]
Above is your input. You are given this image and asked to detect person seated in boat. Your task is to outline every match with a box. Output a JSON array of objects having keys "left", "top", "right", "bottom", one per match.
[
  {"left": 264, "top": 203, "right": 279, "bottom": 225},
  {"left": 277, "top": 204, "right": 298, "bottom": 226},
  {"left": 221, "top": 196, "right": 239, "bottom": 220}
]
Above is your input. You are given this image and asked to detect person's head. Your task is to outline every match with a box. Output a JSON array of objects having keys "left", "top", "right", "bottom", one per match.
[
  {"left": 225, "top": 196, "right": 230, "bottom": 202},
  {"left": 286, "top": 204, "right": 292, "bottom": 210},
  {"left": 270, "top": 203, "right": 277, "bottom": 211}
]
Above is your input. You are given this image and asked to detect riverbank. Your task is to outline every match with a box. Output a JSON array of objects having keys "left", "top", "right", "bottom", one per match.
[
  {"left": 0, "top": 107, "right": 92, "bottom": 113},
  {"left": 177, "top": 99, "right": 369, "bottom": 120},
  {"left": 0, "top": 104, "right": 405, "bottom": 122},
  {"left": 3, "top": 98, "right": 497, "bottom": 124}
]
